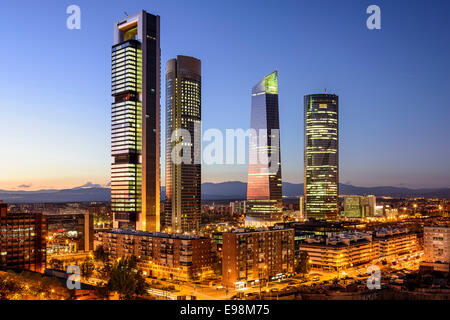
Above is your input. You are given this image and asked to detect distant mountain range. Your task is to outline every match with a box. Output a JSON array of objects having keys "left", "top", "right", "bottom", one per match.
[{"left": 1, "top": 182, "right": 449, "bottom": 203}]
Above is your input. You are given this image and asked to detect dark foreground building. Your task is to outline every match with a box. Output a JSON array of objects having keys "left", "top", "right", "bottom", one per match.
[
  {"left": 111, "top": 10, "right": 161, "bottom": 231},
  {"left": 45, "top": 212, "right": 94, "bottom": 254},
  {"left": 304, "top": 94, "right": 339, "bottom": 220},
  {"left": 165, "top": 56, "right": 202, "bottom": 233},
  {"left": 0, "top": 201, "right": 47, "bottom": 272}
]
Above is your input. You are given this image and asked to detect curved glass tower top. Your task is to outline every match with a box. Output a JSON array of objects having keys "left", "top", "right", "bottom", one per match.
[{"left": 246, "top": 71, "right": 283, "bottom": 227}]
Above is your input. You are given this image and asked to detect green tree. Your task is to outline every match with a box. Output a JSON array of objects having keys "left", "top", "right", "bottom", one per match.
[
  {"left": 49, "top": 258, "right": 64, "bottom": 270},
  {"left": 95, "top": 282, "right": 111, "bottom": 300},
  {"left": 107, "top": 256, "right": 148, "bottom": 300},
  {"left": 94, "top": 245, "right": 110, "bottom": 263},
  {"left": 81, "top": 258, "right": 96, "bottom": 280},
  {"left": 0, "top": 274, "right": 22, "bottom": 299},
  {"left": 296, "top": 251, "right": 311, "bottom": 275}
]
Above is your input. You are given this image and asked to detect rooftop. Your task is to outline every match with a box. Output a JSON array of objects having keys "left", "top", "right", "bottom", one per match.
[{"left": 102, "top": 228, "right": 206, "bottom": 240}]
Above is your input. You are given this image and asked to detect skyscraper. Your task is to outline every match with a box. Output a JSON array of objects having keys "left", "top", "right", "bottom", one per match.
[
  {"left": 246, "top": 71, "right": 283, "bottom": 227},
  {"left": 304, "top": 94, "right": 339, "bottom": 220},
  {"left": 165, "top": 56, "right": 202, "bottom": 233},
  {"left": 111, "top": 11, "right": 161, "bottom": 231}
]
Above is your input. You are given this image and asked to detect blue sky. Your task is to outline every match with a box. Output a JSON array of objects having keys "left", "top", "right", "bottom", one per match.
[{"left": 0, "top": 0, "right": 449, "bottom": 190}]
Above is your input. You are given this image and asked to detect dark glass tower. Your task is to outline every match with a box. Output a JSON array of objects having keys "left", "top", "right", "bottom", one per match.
[
  {"left": 246, "top": 71, "right": 283, "bottom": 227},
  {"left": 304, "top": 94, "right": 339, "bottom": 220},
  {"left": 165, "top": 56, "right": 201, "bottom": 233},
  {"left": 111, "top": 11, "right": 161, "bottom": 231}
]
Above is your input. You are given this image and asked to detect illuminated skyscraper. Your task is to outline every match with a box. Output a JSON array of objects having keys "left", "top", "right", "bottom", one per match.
[
  {"left": 304, "top": 94, "right": 339, "bottom": 220},
  {"left": 246, "top": 71, "right": 283, "bottom": 227},
  {"left": 111, "top": 11, "right": 160, "bottom": 231},
  {"left": 165, "top": 56, "right": 202, "bottom": 233}
]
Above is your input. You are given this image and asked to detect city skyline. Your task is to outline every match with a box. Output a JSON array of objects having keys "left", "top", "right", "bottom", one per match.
[
  {"left": 1, "top": 1, "right": 450, "bottom": 305},
  {"left": 1, "top": 0, "right": 450, "bottom": 191}
]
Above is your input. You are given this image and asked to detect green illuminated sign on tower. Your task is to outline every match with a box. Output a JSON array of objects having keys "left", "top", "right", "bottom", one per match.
[{"left": 265, "top": 71, "right": 278, "bottom": 94}]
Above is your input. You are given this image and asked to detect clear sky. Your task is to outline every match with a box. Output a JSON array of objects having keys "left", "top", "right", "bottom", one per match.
[{"left": 0, "top": 0, "right": 449, "bottom": 190}]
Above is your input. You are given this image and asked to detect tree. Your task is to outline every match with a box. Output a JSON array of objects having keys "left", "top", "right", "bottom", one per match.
[
  {"left": 49, "top": 258, "right": 64, "bottom": 270},
  {"left": 0, "top": 274, "right": 22, "bottom": 299},
  {"left": 107, "top": 256, "right": 148, "bottom": 300},
  {"left": 81, "top": 258, "right": 96, "bottom": 280},
  {"left": 296, "top": 251, "right": 311, "bottom": 275},
  {"left": 98, "top": 258, "right": 113, "bottom": 280},
  {"left": 95, "top": 282, "right": 111, "bottom": 300},
  {"left": 94, "top": 245, "right": 110, "bottom": 263}
]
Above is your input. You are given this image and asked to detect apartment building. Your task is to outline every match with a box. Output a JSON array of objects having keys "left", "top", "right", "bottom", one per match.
[
  {"left": 95, "top": 229, "right": 212, "bottom": 281},
  {"left": 222, "top": 227, "right": 295, "bottom": 288}
]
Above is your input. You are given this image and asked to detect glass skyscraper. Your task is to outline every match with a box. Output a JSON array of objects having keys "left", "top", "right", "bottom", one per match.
[
  {"left": 304, "top": 94, "right": 339, "bottom": 220},
  {"left": 246, "top": 71, "right": 283, "bottom": 227},
  {"left": 111, "top": 11, "right": 161, "bottom": 231},
  {"left": 165, "top": 56, "right": 202, "bottom": 233}
]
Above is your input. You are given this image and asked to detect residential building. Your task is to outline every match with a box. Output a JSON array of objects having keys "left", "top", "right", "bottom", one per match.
[
  {"left": 374, "top": 228, "right": 420, "bottom": 263},
  {"left": 222, "top": 227, "right": 295, "bottom": 288},
  {"left": 95, "top": 229, "right": 212, "bottom": 281},
  {"left": 299, "top": 232, "right": 379, "bottom": 271},
  {"left": 422, "top": 224, "right": 450, "bottom": 272}
]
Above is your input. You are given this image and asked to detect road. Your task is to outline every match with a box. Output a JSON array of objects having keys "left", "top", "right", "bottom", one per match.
[{"left": 143, "top": 253, "right": 423, "bottom": 300}]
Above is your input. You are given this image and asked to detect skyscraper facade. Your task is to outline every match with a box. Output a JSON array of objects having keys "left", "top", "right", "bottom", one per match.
[
  {"left": 111, "top": 11, "right": 161, "bottom": 231},
  {"left": 165, "top": 56, "right": 201, "bottom": 233},
  {"left": 246, "top": 71, "right": 283, "bottom": 227},
  {"left": 304, "top": 94, "right": 339, "bottom": 220}
]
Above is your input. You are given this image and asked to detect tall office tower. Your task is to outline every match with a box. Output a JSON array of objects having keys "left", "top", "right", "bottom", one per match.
[
  {"left": 111, "top": 11, "right": 161, "bottom": 231},
  {"left": 165, "top": 56, "right": 202, "bottom": 233},
  {"left": 304, "top": 94, "right": 339, "bottom": 220},
  {"left": 246, "top": 71, "right": 283, "bottom": 227}
]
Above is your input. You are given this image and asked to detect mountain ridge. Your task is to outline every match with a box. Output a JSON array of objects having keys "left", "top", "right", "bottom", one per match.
[{"left": 0, "top": 181, "right": 449, "bottom": 203}]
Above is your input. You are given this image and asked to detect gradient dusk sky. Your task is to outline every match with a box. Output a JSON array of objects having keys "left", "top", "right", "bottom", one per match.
[{"left": 0, "top": 0, "right": 449, "bottom": 190}]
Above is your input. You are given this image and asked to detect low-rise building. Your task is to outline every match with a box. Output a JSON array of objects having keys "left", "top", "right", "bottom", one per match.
[
  {"left": 374, "top": 228, "right": 420, "bottom": 263},
  {"left": 299, "top": 232, "right": 379, "bottom": 271},
  {"left": 95, "top": 229, "right": 213, "bottom": 281},
  {"left": 298, "top": 228, "right": 420, "bottom": 271},
  {"left": 222, "top": 227, "right": 295, "bottom": 288},
  {"left": 342, "top": 195, "right": 376, "bottom": 218}
]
